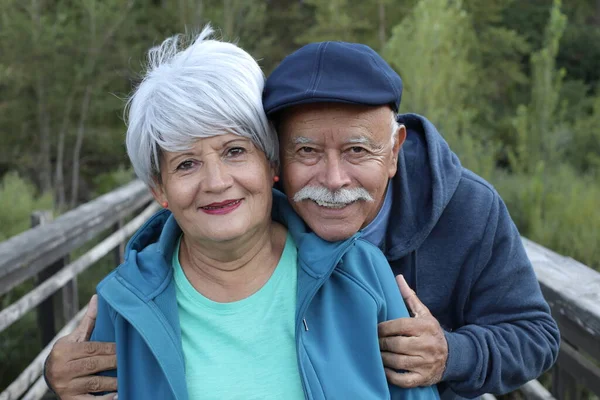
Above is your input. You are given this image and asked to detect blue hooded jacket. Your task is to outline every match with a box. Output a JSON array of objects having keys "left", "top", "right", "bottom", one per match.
[
  {"left": 89, "top": 190, "right": 440, "bottom": 400},
  {"left": 375, "top": 114, "right": 560, "bottom": 399}
]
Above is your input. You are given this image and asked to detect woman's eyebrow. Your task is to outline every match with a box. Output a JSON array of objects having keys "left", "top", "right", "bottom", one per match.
[{"left": 222, "top": 138, "right": 251, "bottom": 146}]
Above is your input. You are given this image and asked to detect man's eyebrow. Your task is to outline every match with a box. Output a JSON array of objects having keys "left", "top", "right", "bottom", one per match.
[
  {"left": 347, "top": 136, "right": 385, "bottom": 150},
  {"left": 347, "top": 137, "right": 370, "bottom": 145},
  {"left": 292, "top": 136, "right": 314, "bottom": 145}
]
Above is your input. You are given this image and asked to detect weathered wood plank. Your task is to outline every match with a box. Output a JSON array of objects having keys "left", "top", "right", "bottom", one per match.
[
  {"left": 551, "top": 310, "right": 600, "bottom": 365},
  {"left": 21, "top": 376, "right": 50, "bottom": 400},
  {"left": 523, "top": 238, "right": 600, "bottom": 355},
  {"left": 0, "top": 203, "right": 159, "bottom": 334},
  {"left": 0, "top": 307, "right": 87, "bottom": 400},
  {"left": 557, "top": 340, "right": 600, "bottom": 397},
  {"left": 519, "top": 379, "right": 555, "bottom": 400},
  {"left": 0, "top": 180, "right": 151, "bottom": 296}
]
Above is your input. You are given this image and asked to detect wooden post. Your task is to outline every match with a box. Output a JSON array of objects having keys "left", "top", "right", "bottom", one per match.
[
  {"left": 60, "top": 260, "right": 78, "bottom": 327},
  {"left": 551, "top": 365, "right": 570, "bottom": 400},
  {"left": 31, "top": 211, "right": 79, "bottom": 345},
  {"left": 113, "top": 218, "right": 125, "bottom": 266},
  {"left": 32, "top": 211, "right": 59, "bottom": 347}
]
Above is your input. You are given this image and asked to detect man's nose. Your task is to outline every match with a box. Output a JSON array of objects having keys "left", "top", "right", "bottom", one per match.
[
  {"left": 203, "top": 161, "right": 233, "bottom": 193},
  {"left": 320, "top": 153, "right": 351, "bottom": 191}
]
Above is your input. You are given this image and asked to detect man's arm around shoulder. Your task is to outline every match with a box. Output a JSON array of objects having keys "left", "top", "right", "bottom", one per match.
[{"left": 44, "top": 295, "right": 117, "bottom": 399}]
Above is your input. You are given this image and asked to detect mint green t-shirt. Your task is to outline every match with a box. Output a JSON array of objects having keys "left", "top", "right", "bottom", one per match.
[{"left": 173, "top": 234, "right": 305, "bottom": 400}]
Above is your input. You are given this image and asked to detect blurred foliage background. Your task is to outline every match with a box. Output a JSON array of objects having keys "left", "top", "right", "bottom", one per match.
[{"left": 0, "top": 0, "right": 599, "bottom": 392}]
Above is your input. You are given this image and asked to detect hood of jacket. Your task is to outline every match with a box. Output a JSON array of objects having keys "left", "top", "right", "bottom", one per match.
[{"left": 385, "top": 113, "right": 462, "bottom": 260}]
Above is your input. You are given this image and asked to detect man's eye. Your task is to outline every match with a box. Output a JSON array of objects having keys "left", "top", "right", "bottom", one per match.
[
  {"left": 299, "top": 147, "right": 315, "bottom": 154},
  {"left": 176, "top": 160, "right": 195, "bottom": 171},
  {"left": 349, "top": 146, "right": 366, "bottom": 154},
  {"left": 227, "top": 147, "right": 246, "bottom": 157}
]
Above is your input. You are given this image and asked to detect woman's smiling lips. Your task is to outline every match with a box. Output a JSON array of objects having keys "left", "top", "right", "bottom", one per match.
[{"left": 199, "top": 199, "right": 243, "bottom": 215}]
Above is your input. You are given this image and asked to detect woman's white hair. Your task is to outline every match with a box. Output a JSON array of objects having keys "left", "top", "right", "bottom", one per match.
[{"left": 125, "top": 25, "right": 277, "bottom": 187}]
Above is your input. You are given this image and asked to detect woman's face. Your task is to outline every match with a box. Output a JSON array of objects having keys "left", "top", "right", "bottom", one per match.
[{"left": 151, "top": 133, "right": 276, "bottom": 245}]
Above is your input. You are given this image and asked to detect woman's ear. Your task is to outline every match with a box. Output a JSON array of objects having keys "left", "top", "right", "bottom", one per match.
[
  {"left": 270, "top": 161, "right": 283, "bottom": 190},
  {"left": 270, "top": 161, "right": 280, "bottom": 179},
  {"left": 150, "top": 180, "right": 167, "bottom": 207}
]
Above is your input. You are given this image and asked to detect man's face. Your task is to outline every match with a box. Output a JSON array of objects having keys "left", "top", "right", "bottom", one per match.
[{"left": 279, "top": 103, "right": 405, "bottom": 241}]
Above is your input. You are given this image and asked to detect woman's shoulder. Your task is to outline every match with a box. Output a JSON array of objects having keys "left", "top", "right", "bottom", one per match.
[{"left": 337, "top": 237, "right": 395, "bottom": 287}]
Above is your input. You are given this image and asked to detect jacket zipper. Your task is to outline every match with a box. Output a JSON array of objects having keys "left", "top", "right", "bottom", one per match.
[{"left": 295, "top": 238, "right": 357, "bottom": 399}]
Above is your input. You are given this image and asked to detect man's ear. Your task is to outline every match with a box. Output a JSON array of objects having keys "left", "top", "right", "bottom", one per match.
[{"left": 388, "top": 124, "right": 406, "bottom": 178}]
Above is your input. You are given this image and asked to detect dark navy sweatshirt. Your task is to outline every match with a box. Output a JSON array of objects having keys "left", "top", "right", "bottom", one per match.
[{"left": 361, "top": 114, "right": 559, "bottom": 399}]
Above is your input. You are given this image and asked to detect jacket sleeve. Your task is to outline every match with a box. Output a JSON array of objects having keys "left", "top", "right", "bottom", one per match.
[
  {"left": 90, "top": 291, "right": 116, "bottom": 343},
  {"left": 89, "top": 289, "right": 118, "bottom": 379},
  {"left": 441, "top": 194, "right": 560, "bottom": 397}
]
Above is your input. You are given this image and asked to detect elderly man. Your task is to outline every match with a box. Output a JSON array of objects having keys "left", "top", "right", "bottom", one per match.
[
  {"left": 45, "top": 42, "right": 559, "bottom": 400},
  {"left": 262, "top": 41, "right": 560, "bottom": 398}
]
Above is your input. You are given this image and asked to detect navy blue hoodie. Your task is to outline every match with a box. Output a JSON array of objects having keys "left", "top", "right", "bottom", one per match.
[{"left": 372, "top": 114, "right": 560, "bottom": 399}]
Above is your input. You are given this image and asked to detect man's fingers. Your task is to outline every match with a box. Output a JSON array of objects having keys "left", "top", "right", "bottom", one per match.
[
  {"left": 69, "top": 295, "right": 98, "bottom": 343},
  {"left": 381, "top": 351, "right": 424, "bottom": 371},
  {"left": 384, "top": 368, "right": 424, "bottom": 388},
  {"left": 52, "top": 340, "right": 116, "bottom": 364},
  {"left": 69, "top": 375, "right": 117, "bottom": 394},
  {"left": 396, "top": 275, "right": 431, "bottom": 318},
  {"left": 378, "top": 335, "right": 425, "bottom": 356},
  {"left": 67, "top": 354, "right": 117, "bottom": 377},
  {"left": 70, "top": 341, "right": 117, "bottom": 358},
  {"left": 378, "top": 317, "right": 432, "bottom": 338}
]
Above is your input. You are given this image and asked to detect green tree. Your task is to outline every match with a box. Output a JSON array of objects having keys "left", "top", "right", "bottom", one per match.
[
  {"left": 296, "top": 0, "right": 371, "bottom": 44},
  {"left": 0, "top": 0, "right": 164, "bottom": 208},
  {"left": 508, "top": 0, "right": 567, "bottom": 174},
  {"left": 383, "top": 0, "right": 496, "bottom": 178}
]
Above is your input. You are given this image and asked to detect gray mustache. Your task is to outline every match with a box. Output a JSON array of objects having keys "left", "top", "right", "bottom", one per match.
[{"left": 293, "top": 186, "right": 374, "bottom": 204}]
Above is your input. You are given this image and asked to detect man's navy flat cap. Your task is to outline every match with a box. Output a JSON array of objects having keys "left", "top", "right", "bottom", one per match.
[{"left": 263, "top": 41, "right": 403, "bottom": 117}]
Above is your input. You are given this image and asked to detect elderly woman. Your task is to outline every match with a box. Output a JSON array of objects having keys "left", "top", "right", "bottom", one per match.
[{"left": 77, "top": 26, "right": 439, "bottom": 400}]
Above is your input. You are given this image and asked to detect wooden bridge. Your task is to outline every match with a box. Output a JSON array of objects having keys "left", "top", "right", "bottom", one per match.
[{"left": 0, "top": 180, "right": 598, "bottom": 400}]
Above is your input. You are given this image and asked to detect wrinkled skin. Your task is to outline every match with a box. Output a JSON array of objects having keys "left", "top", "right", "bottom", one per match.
[
  {"left": 45, "top": 295, "right": 117, "bottom": 400},
  {"left": 378, "top": 275, "right": 448, "bottom": 387}
]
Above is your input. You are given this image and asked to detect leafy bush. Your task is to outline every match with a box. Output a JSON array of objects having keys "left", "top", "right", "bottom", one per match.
[
  {"left": 92, "top": 165, "right": 136, "bottom": 196},
  {"left": 493, "top": 165, "right": 600, "bottom": 271},
  {"left": 0, "top": 172, "right": 53, "bottom": 241}
]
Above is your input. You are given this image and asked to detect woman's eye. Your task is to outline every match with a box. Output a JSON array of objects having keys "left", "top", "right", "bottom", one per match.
[
  {"left": 227, "top": 147, "right": 246, "bottom": 157},
  {"left": 176, "top": 160, "right": 195, "bottom": 171}
]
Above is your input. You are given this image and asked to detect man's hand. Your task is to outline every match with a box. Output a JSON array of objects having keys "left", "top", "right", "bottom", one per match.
[
  {"left": 378, "top": 275, "right": 448, "bottom": 388},
  {"left": 45, "top": 295, "right": 117, "bottom": 399}
]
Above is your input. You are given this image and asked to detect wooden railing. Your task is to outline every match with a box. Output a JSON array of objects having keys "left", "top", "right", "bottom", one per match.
[
  {"left": 0, "top": 180, "right": 158, "bottom": 400},
  {"left": 0, "top": 180, "right": 599, "bottom": 399}
]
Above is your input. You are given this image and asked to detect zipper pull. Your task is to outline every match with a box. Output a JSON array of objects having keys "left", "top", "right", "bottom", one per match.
[{"left": 303, "top": 318, "right": 309, "bottom": 331}]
